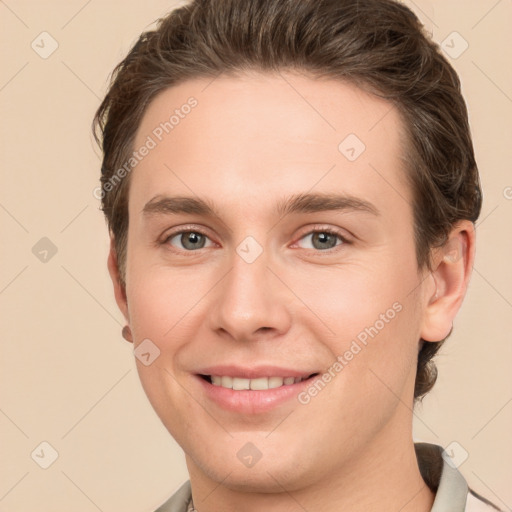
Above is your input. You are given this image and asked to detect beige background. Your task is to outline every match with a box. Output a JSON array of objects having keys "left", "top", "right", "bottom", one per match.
[{"left": 0, "top": 0, "right": 511, "bottom": 510}]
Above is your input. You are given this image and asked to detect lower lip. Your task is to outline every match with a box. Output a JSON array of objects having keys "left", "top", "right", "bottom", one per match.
[{"left": 195, "top": 375, "right": 317, "bottom": 414}]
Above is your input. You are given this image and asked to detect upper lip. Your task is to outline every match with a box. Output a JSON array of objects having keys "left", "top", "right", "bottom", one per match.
[{"left": 195, "top": 365, "right": 319, "bottom": 379}]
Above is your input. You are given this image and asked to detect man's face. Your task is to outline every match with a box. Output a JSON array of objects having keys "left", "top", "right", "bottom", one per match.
[{"left": 122, "top": 72, "right": 430, "bottom": 490}]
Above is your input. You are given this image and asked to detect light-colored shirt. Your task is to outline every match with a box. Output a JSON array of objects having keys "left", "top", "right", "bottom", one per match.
[{"left": 154, "top": 443, "right": 501, "bottom": 511}]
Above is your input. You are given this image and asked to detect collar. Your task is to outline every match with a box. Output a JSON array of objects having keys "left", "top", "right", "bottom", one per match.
[{"left": 415, "top": 442, "right": 468, "bottom": 511}]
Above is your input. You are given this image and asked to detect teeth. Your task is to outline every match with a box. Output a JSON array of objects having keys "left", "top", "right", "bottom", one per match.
[
  {"left": 221, "top": 376, "right": 232, "bottom": 388},
  {"left": 250, "top": 377, "right": 269, "bottom": 390},
  {"left": 268, "top": 376, "right": 284, "bottom": 388},
  {"left": 233, "top": 377, "right": 250, "bottom": 390},
  {"left": 209, "top": 375, "right": 306, "bottom": 390}
]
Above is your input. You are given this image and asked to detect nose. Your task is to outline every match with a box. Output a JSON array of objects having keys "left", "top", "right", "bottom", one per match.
[{"left": 207, "top": 245, "right": 293, "bottom": 343}]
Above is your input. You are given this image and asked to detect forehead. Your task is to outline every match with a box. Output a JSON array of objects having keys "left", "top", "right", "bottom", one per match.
[{"left": 130, "top": 71, "right": 411, "bottom": 218}]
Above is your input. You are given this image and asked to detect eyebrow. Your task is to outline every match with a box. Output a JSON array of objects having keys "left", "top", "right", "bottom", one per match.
[
  {"left": 275, "top": 192, "right": 379, "bottom": 217},
  {"left": 141, "top": 192, "right": 379, "bottom": 219}
]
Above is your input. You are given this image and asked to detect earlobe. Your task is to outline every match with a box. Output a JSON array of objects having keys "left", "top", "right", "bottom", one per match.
[
  {"left": 122, "top": 325, "right": 133, "bottom": 343},
  {"left": 420, "top": 221, "right": 476, "bottom": 342}
]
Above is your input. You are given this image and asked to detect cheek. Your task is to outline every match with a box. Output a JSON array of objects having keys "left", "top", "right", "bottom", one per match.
[
  {"left": 126, "top": 262, "right": 201, "bottom": 341},
  {"left": 295, "top": 251, "right": 422, "bottom": 405},
  {"left": 125, "top": 267, "right": 196, "bottom": 422},
  {"left": 292, "top": 250, "right": 420, "bottom": 344}
]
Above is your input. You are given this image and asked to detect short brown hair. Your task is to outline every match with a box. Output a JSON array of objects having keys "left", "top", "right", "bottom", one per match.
[{"left": 93, "top": 0, "right": 482, "bottom": 401}]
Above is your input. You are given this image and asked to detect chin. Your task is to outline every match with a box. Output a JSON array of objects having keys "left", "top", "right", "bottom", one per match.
[
  {"left": 187, "top": 439, "right": 321, "bottom": 493},
  {"left": 200, "top": 461, "right": 304, "bottom": 492}
]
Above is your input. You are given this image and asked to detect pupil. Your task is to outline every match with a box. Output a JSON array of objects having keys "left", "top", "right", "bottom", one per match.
[
  {"left": 183, "top": 232, "right": 204, "bottom": 249},
  {"left": 314, "top": 232, "right": 335, "bottom": 249}
]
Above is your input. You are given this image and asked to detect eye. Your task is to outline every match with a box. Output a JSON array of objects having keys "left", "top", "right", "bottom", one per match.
[
  {"left": 296, "top": 229, "right": 347, "bottom": 251},
  {"left": 164, "top": 230, "right": 215, "bottom": 251}
]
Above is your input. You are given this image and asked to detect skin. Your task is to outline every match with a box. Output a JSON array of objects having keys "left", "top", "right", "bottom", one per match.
[{"left": 108, "top": 71, "right": 475, "bottom": 512}]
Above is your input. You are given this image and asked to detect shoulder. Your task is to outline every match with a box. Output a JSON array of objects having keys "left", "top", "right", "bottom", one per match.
[
  {"left": 154, "top": 480, "right": 192, "bottom": 512},
  {"left": 414, "top": 442, "right": 502, "bottom": 512}
]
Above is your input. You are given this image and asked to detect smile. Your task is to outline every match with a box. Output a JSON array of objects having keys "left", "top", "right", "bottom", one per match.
[
  {"left": 194, "top": 368, "right": 320, "bottom": 414},
  {"left": 200, "top": 374, "right": 317, "bottom": 390}
]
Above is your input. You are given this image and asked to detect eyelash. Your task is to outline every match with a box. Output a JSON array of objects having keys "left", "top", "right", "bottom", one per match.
[{"left": 160, "top": 225, "right": 350, "bottom": 254}]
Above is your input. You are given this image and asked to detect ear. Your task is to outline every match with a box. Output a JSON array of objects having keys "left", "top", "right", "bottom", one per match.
[
  {"left": 107, "top": 235, "right": 130, "bottom": 324},
  {"left": 420, "top": 220, "right": 476, "bottom": 342}
]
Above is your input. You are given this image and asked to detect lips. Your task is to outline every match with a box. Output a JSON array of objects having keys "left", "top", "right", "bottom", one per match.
[{"left": 193, "top": 365, "right": 320, "bottom": 413}]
